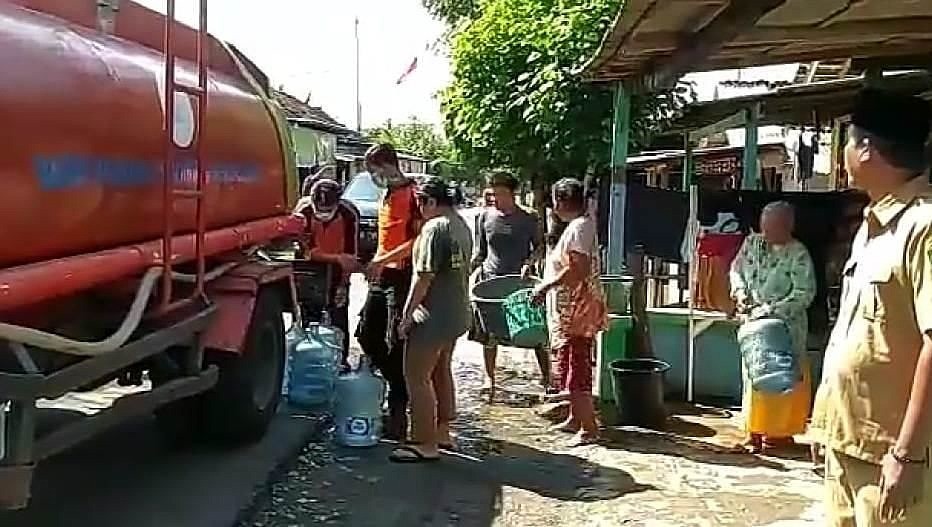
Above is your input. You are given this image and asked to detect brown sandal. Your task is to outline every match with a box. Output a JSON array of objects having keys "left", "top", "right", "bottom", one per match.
[
  {"left": 389, "top": 445, "right": 440, "bottom": 463},
  {"left": 743, "top": 435, "right": 764, "bottom": 454}
]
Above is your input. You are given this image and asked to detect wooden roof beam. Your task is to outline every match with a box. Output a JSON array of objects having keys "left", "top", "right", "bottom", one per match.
[
  {"left": 687, "top": 109, "right": 747, "bottom": 141},
  {"left": 732, "top": 17, "right": 932, "bottom": 45},
  {"left": 637, "top": 0, "right": 787, "bottom": 91},
  {"left": 681, "top": 43, "right": 932, "bottom": 72},
  {"left": 851, "top": 53, "right": 932, "bottom": 73}
]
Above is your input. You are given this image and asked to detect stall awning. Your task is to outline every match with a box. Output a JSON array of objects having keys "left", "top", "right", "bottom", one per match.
[
  {"left": 582, "top": 0, "right": 932, "bottom": 88},
  {"left": 666, "top": 71, "right": 932, "bottom": 136}
]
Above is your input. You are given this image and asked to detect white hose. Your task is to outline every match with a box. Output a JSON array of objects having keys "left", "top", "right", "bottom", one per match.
[
  {"left": 0, "top": 268, "right": 162, "bottom": 357},
  {"left": 0, "top": 253, "right": 252, "bottom": 358}
]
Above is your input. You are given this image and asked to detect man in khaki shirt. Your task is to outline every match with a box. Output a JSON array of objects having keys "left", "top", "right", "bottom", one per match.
[{"left": 812, "top": 89, "right": 932, "bottom": 526}]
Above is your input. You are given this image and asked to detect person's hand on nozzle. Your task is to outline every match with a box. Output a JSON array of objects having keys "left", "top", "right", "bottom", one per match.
[
  {"left": 398, "top": 313, "right": 414, "bottom": 338},
  {"left": 365, "top": 260, "right": 384, "bottom": 281},
  {"left": 337, "top": 254, "right": 361, "bottom": 274}
]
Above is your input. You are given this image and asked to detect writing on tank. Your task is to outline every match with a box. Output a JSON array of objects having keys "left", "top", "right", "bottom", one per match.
[{"left": 32, "top": 155, "right": 260, "bottom": 190}]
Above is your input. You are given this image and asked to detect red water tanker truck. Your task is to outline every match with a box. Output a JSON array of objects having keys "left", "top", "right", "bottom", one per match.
[{"left": 0, "top": 0, "right": 307, "bottom": 508}]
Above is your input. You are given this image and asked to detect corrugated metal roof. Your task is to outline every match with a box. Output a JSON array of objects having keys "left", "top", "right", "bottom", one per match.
[
  {"left": 666, "top": 71, "right": 932, "bottom": 134},
  {"left": 271, "top": 90, "right": 356, "bottom": 135}
]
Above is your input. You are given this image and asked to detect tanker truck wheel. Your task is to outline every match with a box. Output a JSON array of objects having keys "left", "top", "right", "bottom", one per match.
[{"left": 200, "top": 287, "right": 286, "bottom": 444}]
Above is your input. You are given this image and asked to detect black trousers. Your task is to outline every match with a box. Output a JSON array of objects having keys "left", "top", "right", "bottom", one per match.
[{"left": 356, "top": 267, "right": 411, "bottom": 411}]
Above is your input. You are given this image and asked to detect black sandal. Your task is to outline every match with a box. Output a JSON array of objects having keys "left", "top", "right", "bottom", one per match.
[{"left": 388, "top": 445, "right": 440, "bottom": 463}]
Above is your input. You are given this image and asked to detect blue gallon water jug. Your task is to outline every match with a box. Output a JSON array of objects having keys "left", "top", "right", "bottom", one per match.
[
  {"left": 738, "top": 318, "right": 800, "bottom": 395},
  {"left": 282, "top": 324, "right": 306, "bottom": 396},
  {"left": 334, "top": 357, "right": 386, "bottom": 447},
  {"left": 317, "top": 312, "right": 345, "bottom": 370},
  {"left": 287, "top": 324, "right": 341, "bottom": 408}
]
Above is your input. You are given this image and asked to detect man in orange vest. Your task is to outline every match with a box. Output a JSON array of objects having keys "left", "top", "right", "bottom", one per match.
[{"left": 357, "top": 143, "right": 421, "bottom": 440}]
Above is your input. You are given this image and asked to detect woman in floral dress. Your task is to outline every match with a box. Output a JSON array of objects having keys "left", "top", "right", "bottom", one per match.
[
  {"left": 730, "top": 201, "right": 816, "bottom": 453},
  {"left": 532, "top": 178, "right": 607, "bottom": 446}
]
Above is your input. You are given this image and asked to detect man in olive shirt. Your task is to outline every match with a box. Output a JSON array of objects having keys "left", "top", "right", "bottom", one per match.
[{"left": 812, "top": 89, "right": 932, "bottom": 526}]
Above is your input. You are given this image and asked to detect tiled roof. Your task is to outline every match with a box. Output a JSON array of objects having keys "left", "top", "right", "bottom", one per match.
[{"left": 272, "top": 90, "right": 356, "bottom": 136}]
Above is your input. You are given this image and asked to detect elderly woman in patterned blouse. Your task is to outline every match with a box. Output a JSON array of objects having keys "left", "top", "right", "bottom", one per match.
[{"left": 730, "top": 201, "right": 816, "bottom": 454}]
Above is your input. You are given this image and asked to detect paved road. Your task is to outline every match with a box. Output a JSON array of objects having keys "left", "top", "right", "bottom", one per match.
[
  {"left": 0, "top": 410, "right": 324, "bottom": 527},
  {"left": 0, "top": 208, "right": 481, "bottom": 527}
]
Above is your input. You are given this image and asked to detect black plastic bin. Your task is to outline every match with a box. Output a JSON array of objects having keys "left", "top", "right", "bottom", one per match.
[{"left": 609, "top": 358, "right": 671, "bottom": 429}]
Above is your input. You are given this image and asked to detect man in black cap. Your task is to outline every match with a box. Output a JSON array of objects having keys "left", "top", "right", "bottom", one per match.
[
  {"left": 812, "top": 89, "right": 932, "bottom": 526},
  {"left": 390, "top": 177, "right": 472, "bottom": 462}
]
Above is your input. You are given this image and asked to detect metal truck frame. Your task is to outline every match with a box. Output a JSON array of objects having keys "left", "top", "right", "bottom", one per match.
[{"left": 0, "top": 0, "right": 304, "bottom": 508}]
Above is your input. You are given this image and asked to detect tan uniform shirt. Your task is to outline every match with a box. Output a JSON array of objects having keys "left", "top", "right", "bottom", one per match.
[{"left": 812, "top": 177, "right": 932, "bottom": 464}]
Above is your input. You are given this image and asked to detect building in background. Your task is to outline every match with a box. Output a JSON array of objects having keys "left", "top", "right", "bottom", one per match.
[
  {"left": 273, "top": 90, "right": 353, "bottom": 188},
  {"left": 335, "top": 136, "right": 429, "bottom": 180},
  {"left": 273, "top": 91, "right": 428, "bottom": 189}
]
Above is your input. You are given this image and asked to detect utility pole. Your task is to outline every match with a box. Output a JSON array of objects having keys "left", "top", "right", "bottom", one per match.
[{"left": 355, "top": 16, "right": 362, "bottom": 132}]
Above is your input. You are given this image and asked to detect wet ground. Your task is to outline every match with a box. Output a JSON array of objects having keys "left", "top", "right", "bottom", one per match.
[
  {"left": 0, "top": 409, "right": 325, "bottom": 527},
  {"left": 241, "top": 337, "right": 825, "bottom": 527},
  {"left": 0, "top": 261, "right": 824, "bottom": 526}
]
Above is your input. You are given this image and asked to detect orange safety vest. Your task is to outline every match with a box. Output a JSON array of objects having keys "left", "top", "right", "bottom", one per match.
[{"left": 376, "top": 183, "right": 419, "bottom": 268}]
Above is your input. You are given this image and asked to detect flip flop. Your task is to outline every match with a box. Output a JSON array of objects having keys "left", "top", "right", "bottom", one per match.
[
  {"left": 389, "top": 445, "right": 440, "bottom": 464},
  {"left": 568, "top": 433, "right": 600, "bottom": 448},
  {"left": 544, "top": 391, "right": 571, "bottom": 403}
]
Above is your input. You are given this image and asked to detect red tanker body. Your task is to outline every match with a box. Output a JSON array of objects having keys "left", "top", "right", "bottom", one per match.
[
  {"left": 0, "top": 1, "right": 308, "bottom": 509},
  {"left": 0, "top": 0, "right": 297, "bottom": 268}
]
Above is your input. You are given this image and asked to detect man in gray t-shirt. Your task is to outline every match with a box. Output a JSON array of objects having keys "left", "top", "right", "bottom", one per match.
[
  {"left": 469, "top": 172, "right": 549, "bottom": 399},
  {"left": 473, "top": 205, "right": 541, "bottom": 277}
]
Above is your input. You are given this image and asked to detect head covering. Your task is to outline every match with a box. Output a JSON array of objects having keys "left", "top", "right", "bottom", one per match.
[
  {"left": 852, "top": 89, "right": 931, "bottom": 146},
  {"left": 415, "top": 176, "right": 451, "bottom": 202},
  {"left": 309, "top": 178, "right": 341, "bottom": 211},
  {"left": 551, "top": 177, "right": 585, "bottom": 207}
]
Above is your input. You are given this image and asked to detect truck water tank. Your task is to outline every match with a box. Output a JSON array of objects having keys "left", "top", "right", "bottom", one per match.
[
  {"left": 334, "top": 358, "right": 385, "bottom": 447},
  {"left": 0, "top": 2, "right": 294, "bottom": 269}
]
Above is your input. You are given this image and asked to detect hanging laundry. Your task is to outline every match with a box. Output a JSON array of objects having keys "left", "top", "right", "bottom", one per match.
[
  {"left": 796, "top": 131, "right": 818, "bottom": 182},
  {"left": 686, "top": 213, "right": 744, "bottom": 314}
]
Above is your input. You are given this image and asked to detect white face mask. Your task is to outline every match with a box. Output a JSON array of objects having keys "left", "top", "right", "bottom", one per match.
[
  {"left": 372, "top": 168, "right": 404, "bottom": 189},
  {"left": 314, "top": 209, "right": 337, "bottom": 222},
  {"left": 372, "top": 173, "right": 388, "bottom": 188}
]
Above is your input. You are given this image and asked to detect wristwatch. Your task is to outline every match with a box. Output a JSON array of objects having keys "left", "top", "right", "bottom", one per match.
[{"left": 890, "top": 446, "right": 930, "bottom": 467}]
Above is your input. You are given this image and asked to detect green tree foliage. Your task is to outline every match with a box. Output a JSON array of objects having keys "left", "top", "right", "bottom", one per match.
[
  {"left": 439, "top": 0, "right": 693, "bottom": 179},
  {"left": 366, "top": 118, "right": 452, "bottom": 164},
  {"left": 422, "top": 0, "right": 485, "bottom": 26},
  {"left": 366, "top": 119, "right": 485, "bottom": 181}
]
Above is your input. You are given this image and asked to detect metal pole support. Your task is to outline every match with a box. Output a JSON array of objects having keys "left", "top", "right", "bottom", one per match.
[{"left": 606, "top": 82, "right": 631, "bottom": 275}]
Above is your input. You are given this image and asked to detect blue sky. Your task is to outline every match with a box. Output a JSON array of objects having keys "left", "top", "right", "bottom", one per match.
[{"left": 136, "top": 0, "right": 450, "bottom": 129}]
